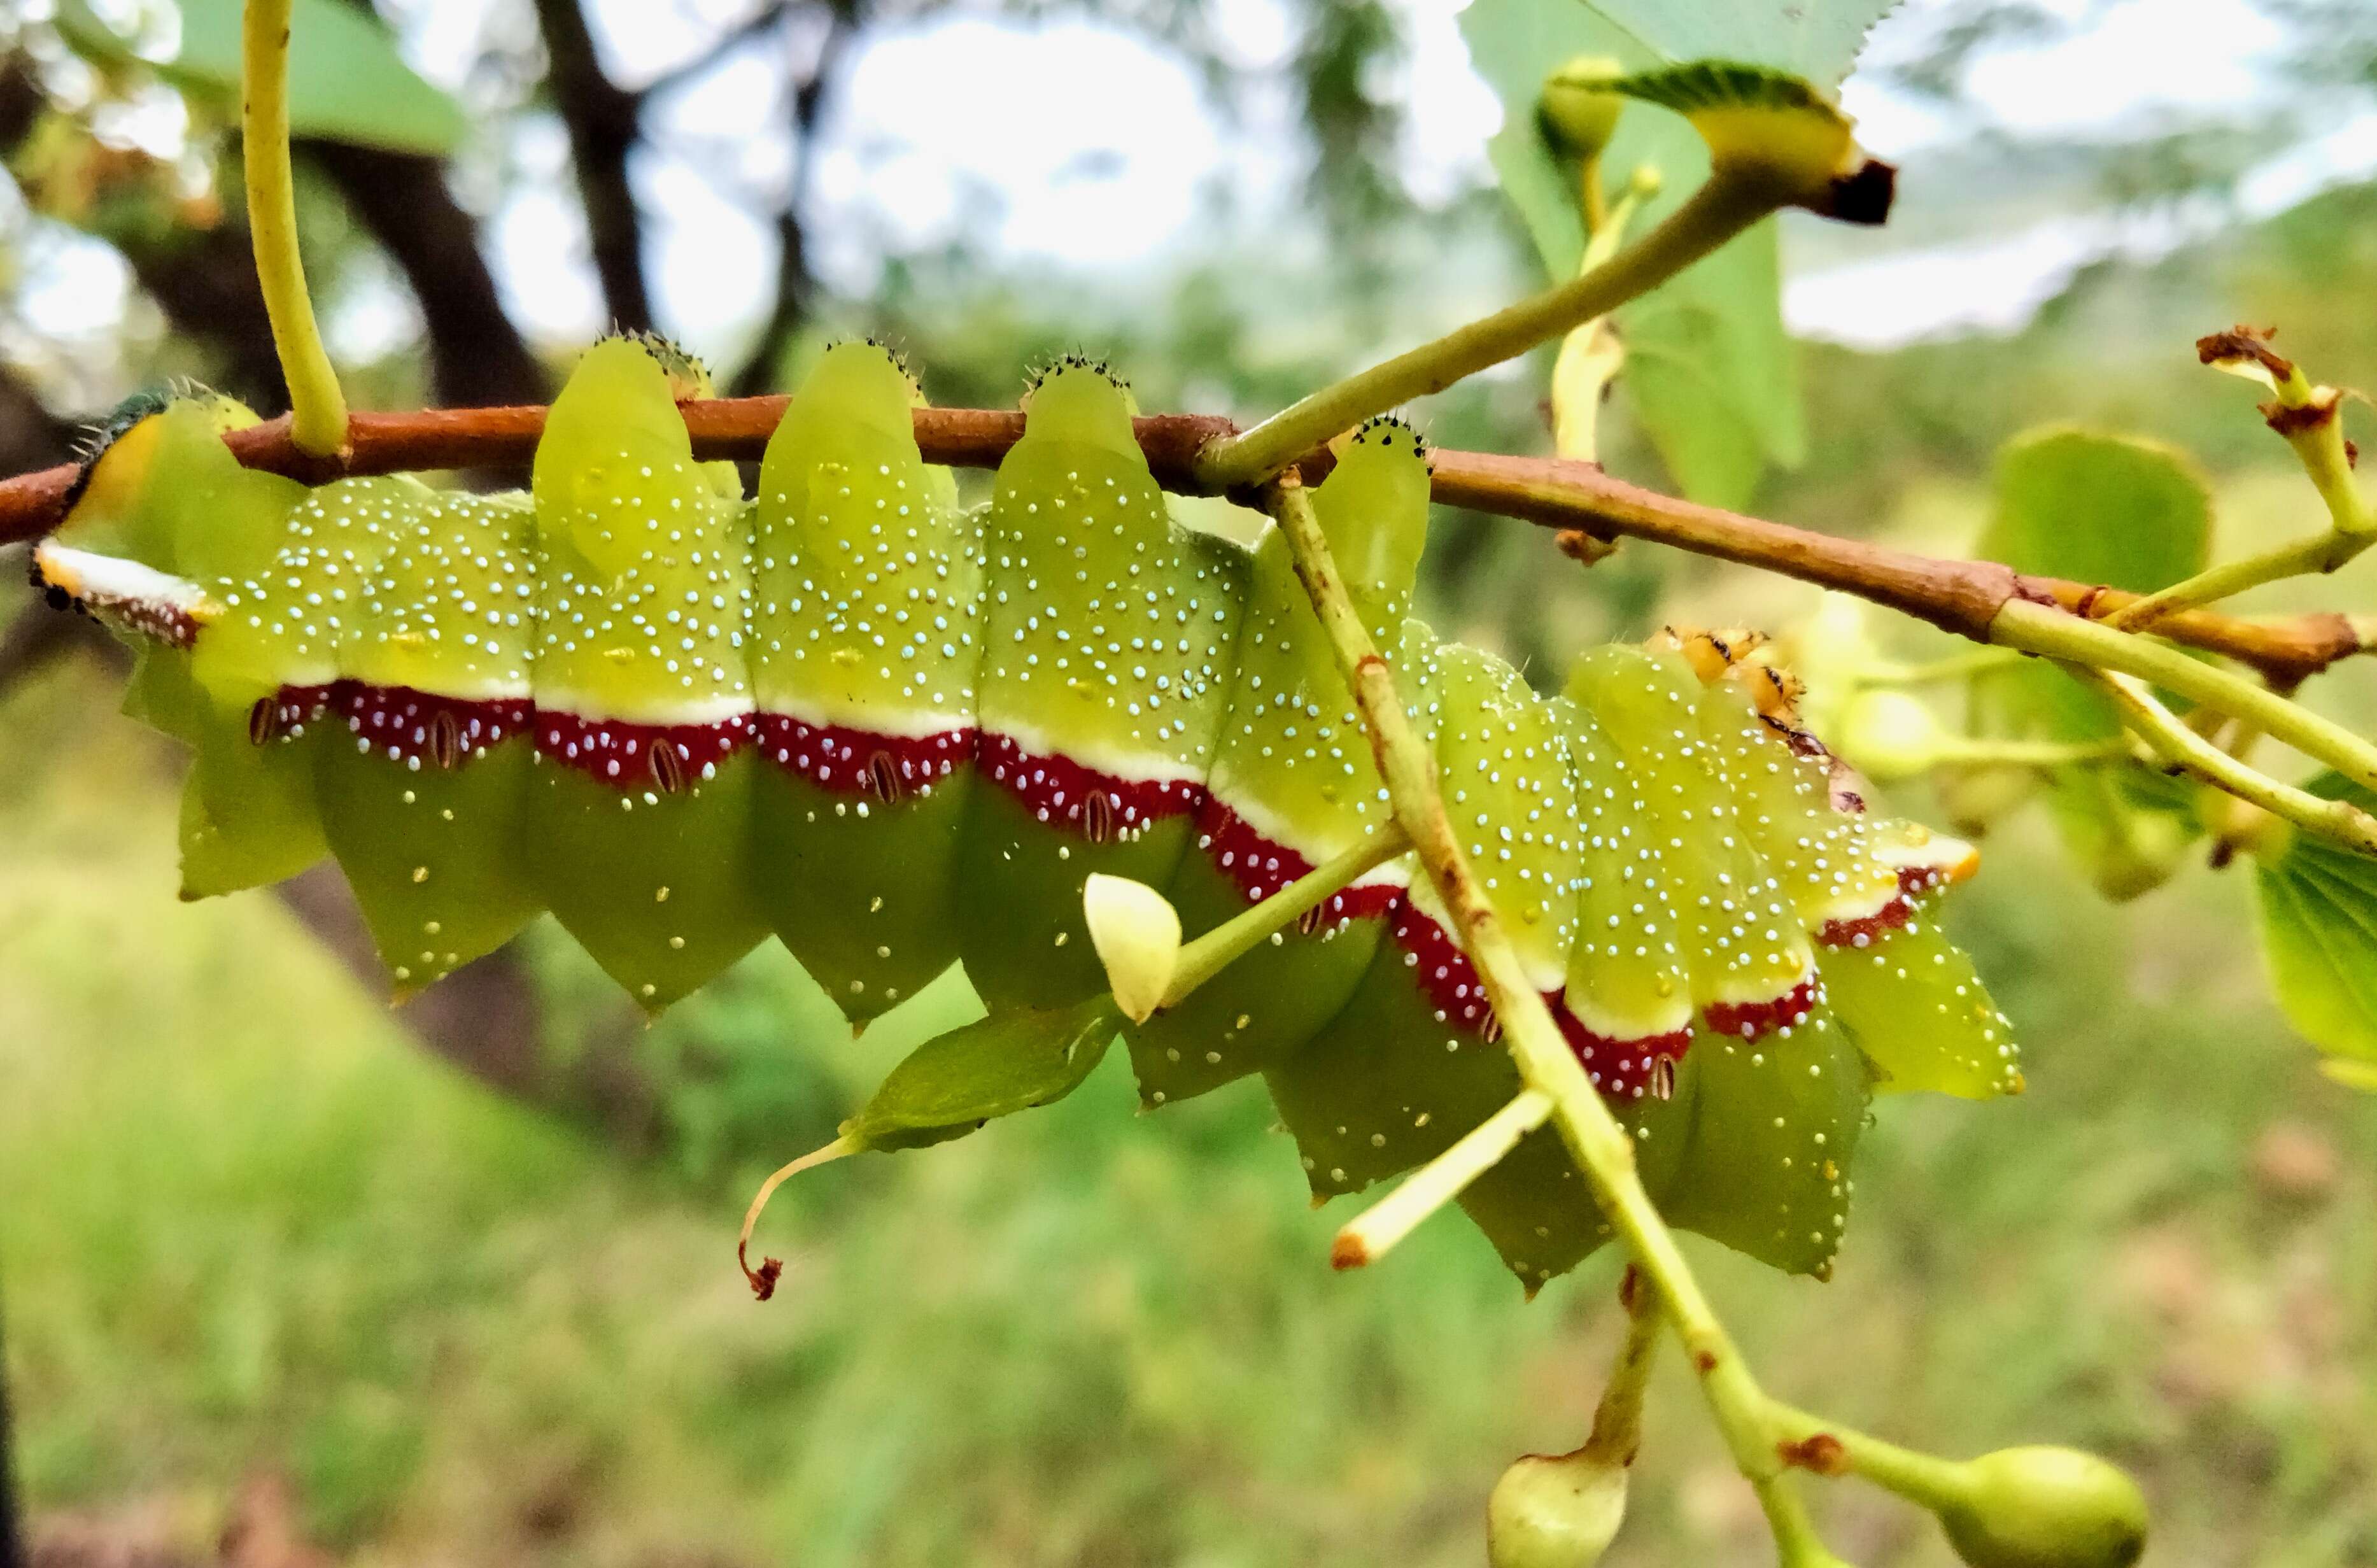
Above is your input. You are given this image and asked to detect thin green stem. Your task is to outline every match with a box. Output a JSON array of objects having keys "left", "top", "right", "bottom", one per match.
[
  {"left": 1929, "top": 735, "right": 2133, "bottom": 770},
  {"left": 1765, "top": 1401, "right": 1968, "bottom": 1513},
  {"left": 1549, "top": 168, "right": 1653, "bottom": 466},
  {"left": 1859, "top": 647, "right": 2026, "bottom": 686},
  {"left": 1989, "top": 598, "right": 2377, "bottom": 796},
  {"left": 2120, "top": 347, "right": 2376, "bottom": 630},
  {"left": 1197, "top": 174, "right": 1781, "bottom": 490},
  {"left": 1332, "top": 1089, "right": 1553, "bottom": 1269},
  {"left": 1760, "top": 1475, "right": 1848, "bottom": 1567},
  {"left": 1264, "top": 476, "right": 1815, "bottom": 1531},
  {"left": 243, "top": 0, "right": 348, "bottom": 456},
  {"left": 1579, "top": 152, "right": 1609, "bottom": 239},
  {"left": 2068, "top": 665, "right": 2377, "bottom": 857},
  {"left": 1577, "top": 1273, "right": 1661, "bottom": 1467},
  {"left": 1158, "top": 823, "right": 1411, "bottom": 1009},
  {"left": 2290, "top": 411, "right": 2374, "bottom": 539},
  {"left": 2108, "top": 530, "right": 2369, "bottom": 632}
]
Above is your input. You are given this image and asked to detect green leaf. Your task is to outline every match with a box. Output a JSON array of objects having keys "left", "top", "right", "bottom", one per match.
[
  {"left": 1621, "top": 231, "right": 1798, "bottom": 507},
  {"left": 1567, "top": 1, "right": 1899, "bottom": 87},
  {"left": 1974, "top": 427, "right": 2215, "bottom": 898},
  {"left": 1459, "top": 0, "right": 1875, "bottom": 506},
  {"left": 1981, "top": 427, "right": 2214, "bottom": 595},
  {"left": 2257, "top": 773, "right": 2377, "bottom": 1075},
  {"left": 848, "top": 996, "right": 1122, "bottom": 1152},
  {"left": 60, "top": 0, "right": 465, "bottom": 156}
]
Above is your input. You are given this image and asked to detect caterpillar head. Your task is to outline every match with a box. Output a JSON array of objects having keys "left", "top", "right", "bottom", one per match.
[
  {"left": 1020, "top": 354, "right": 1139, "bottom": 453},
  {"left": 31, "top": 388, "right": 286, "bottom": 651}
]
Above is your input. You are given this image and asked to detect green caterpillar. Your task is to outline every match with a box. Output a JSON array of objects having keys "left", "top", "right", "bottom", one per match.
[{"left": 32, "top": 336, "right": 2022, "bottom": 1288}]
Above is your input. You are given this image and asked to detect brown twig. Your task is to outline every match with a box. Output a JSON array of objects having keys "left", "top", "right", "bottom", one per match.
[{"left": 1, "top": 401, "right": 2366, "bottom": 687}]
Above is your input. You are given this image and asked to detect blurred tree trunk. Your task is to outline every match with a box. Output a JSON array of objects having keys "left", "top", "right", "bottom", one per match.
[
  {"left": 530, "top": 0, "right": 654, "bottom": 332},
  {"left": 302, "top": 140, "right": 549, "bottom": 409}
]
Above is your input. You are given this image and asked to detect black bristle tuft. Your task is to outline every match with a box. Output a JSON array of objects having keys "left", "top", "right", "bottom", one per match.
[{"left": 60, "top": 385, "right": 180, "bottom": 514}]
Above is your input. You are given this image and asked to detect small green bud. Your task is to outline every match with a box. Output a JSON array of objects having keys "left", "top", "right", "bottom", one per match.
[
  {"left": 1487, "top": 1449, "right": 1627, "bottom": 1568},
  {"left": 1837, "top": 690, "right": 1950, "bottom": 781},
  {"left": 2077, "top": 806, "right": 2193, "bottom": 903},
  {"left": 1539, "top": 56, "right": 1627, "bottom": 162},
  {"left": 1936, "top": 1446, "right": 2148, "bottom": 1568},
  {"left": 1935, "top": 762, "right": 2040, "bottom": 837}
]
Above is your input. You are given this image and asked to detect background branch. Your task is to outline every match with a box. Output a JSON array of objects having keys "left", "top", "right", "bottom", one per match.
[
  {"left": 302, "top": 140, "right": 549, "bottom": 409},
  {"left": 531, "top": 0, "right": 654, "bottom": 332},
  {"left": 729, "top": 2, "right": 854, "bottom": 399}
]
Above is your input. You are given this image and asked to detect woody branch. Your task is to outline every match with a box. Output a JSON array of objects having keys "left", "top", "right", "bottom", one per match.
[{"left": 2, "top": 400, "right": 2367, "bottom": 690}]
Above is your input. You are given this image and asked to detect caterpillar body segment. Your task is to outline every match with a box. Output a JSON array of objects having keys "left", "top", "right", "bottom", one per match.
[
  {"left": 1264, "top": 639, "right": 1579, "bottom": 1200},
  {"left": 528, "top": 339, "right": 766, "bottom": 1008},
  {"left": 751, "top": 342, "right": 981, "bottom": 1021},
  {"left": 313, "top": 486, "right": 542, "bottom": 993},
  {"left": 33, "top": 337, "right": 2024, "bottom": 1289},
  {"left": 1555, "top": 698, "right": 1696, "bottom": 1098},
  {"left": 1570, "top": 645, "right": 1819, "bottom": 1037},
  {"left": 956, "top": 360, "right": 1247, "bottom": 1012},
  {"left": 1819, "top": 917, "right": 2021, "bottom": 1098},
  {"left": 1125, "top": 420, "right": 1432, "bottom": 1105}
]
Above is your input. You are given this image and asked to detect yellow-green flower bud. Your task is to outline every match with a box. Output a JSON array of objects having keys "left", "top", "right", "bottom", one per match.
[
  {"left": 1539, "top": 56, "right": 1627, "bottom": 162},
  {"left": 1083, "top": 873, "right": 1182, "bottom": 1023},
  {"left": 1936, "top": 1446, "right": 2148, "bottom": 1568},
  {"left": 1837, "top": 690, "right": 1950, "bottom": 781},
  {"left": 1935, "top": 762, "right": 2042, "bottom": 837},
  {"left": 1487, "top": 1449, "right": 1627, "bottom": 1568}
]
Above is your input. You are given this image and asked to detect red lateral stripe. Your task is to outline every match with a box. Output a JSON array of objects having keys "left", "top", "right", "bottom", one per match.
[
  {"left": 756, "top": 714, "right": 973, "bottom": 795},
  {"left": 1703, "top": 975, "right": 1823, "bottom": 1041},
  {"left": 1196, "top": 799, "right": 1402, "bottom": 920},
  {"left": 1551, "top": 1004, "right": 1693, "bottom": 1102},
  {"left": 536, "top": 708, "right": 756, "bottom": 788},
  {"left": 1389, "top": 901, "right": 1493, "bottom": 1036},
  {"left": 1819, "top": 895, "right": 1912, "bottom": 949},
  {"left": 1389, "top": 901, "right": 1690, "bottom": 1106},
  {"left": 977, "top": 731, "right": 1204, "bottom": 836},
  {"left": 1814, "top": 865, "right": 1954, "bottom": 949},
  {"left": 272, "top": 684, "right": 336, "bottom": 730},
  {"left": 320, "top": 682, "right": 533, "bottom": 765}
]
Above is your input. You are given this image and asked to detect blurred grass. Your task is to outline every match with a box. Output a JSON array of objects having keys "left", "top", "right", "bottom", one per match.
[{"left": 3, "top": 481, "right": 2376, "bottom": 1564}]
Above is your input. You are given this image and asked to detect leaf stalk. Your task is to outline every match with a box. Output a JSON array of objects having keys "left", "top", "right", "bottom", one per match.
[
  {"left": 1195, "top": 172, "right": 1784, "bottom": 490},
  {"left": 243, "top": 0, "right": 350, "bottom": 456}
]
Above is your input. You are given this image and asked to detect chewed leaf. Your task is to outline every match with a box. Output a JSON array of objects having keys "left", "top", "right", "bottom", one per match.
[
  {"left": 1607, "top": 62, "right": 1859, "bottom": 197},
  {"left": 1568, "top": 0, "right": 1899, "bottom": 89},
  {"left": 849, "top": 996, "right": 1124, "bottom": 1151},
  {"left": 2255, "top": 773, "right": 2377, "bottom": 1074},
  {"left": 1459, "top": 0, "right": 1816, "bottom": 509}
]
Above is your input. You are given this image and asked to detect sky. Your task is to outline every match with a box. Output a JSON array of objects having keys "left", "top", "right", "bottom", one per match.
[{"left": 8, "top": 0, "right": 2374, "bottom": 382}]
